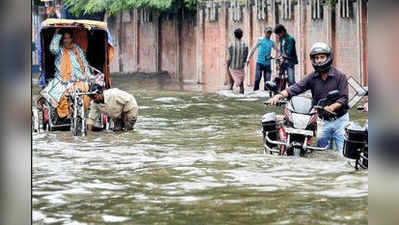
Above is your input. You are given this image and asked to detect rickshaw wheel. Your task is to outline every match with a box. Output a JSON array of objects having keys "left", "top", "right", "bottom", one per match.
[
  {"left": 72, "top": 116, "right": 83, "bottom": 136},
  {"left": 32, "top": 111, "right": 38, "bottom": 133}
]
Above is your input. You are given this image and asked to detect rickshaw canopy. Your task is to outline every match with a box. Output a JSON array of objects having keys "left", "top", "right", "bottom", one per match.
[
  {"left": 41, "top": 18, "right": 108, "bottom": 30},
  {"left": 37, "top": 19, "right": 114, "bottom": 89}
]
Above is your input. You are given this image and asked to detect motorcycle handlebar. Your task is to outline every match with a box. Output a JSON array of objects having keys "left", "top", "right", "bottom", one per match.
[
  {"left": 264, "top": 100, "right": 287, "bottom": 107},
  {"left": 266, "top": 56, "right": 283, "bottom": 60},
  {"left": 66, "top": 90, "right": 98, "bottom": 97},
  {"left": 313, "top": 105, "right": 337, "bottom": 116}
]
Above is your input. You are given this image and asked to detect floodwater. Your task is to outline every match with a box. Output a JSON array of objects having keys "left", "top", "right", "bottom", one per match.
[{"left": 33, "top": 74, "right": 368, "bottom": 225}]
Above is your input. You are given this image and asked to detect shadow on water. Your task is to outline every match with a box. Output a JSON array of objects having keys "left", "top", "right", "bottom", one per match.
[{"left": 33, "top": 73, "right": 368, "bottom": 225}]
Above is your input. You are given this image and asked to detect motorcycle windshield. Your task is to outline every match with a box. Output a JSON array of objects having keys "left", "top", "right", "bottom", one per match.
[
  {"left": 287, "top": 96, "right": 313, "bottom": 114},
  {"left": 292, "top": 113, "right": 311, "bottom": 129}
]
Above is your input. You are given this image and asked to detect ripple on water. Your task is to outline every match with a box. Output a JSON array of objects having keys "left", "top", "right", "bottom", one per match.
[
  {"left": 64, "top": 221, "right": 88, "bottom": 225},
  {"left": 154, "top": 97, "right": 182, "bottom": 103},
  {"left": 217, "top": 90, "right": 271, "bottom": 98},
  {"left": 32, "top": 210, "right": 46, "bottom": 221},
  {"left": 102, "top": 215, "right": 130, "bottom": 223},
  {"left": 33, "top": 86, "right": 368, "bottom": 224}
]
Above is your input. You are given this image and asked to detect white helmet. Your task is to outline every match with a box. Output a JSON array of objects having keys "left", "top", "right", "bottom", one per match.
[{"left": 309, "top": 42, "right": 333, "bottom": 73}]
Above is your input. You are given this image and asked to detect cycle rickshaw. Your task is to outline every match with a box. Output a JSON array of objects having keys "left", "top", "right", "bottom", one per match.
[{"left": 32, "top": 19, "right": 114, "bottom": 135}]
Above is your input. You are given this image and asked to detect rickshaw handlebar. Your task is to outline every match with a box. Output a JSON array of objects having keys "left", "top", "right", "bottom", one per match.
[{"left": 65, "top": 90, "right": 98, "bottom": 97}]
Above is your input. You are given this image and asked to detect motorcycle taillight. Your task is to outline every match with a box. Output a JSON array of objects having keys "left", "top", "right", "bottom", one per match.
[{"left": 307, "top": 137, "right": 313, "bottom": 146}]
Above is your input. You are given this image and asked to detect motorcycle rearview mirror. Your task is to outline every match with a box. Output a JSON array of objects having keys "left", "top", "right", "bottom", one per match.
[
  {"left": 356, "top": 105, "right": 365, "bottom": 111},
  {"left": 265, "top": 81, "right": 279, "bottom": 94},
  {"left": 363, "top": 86, "right": 368, "bottom": 96}
]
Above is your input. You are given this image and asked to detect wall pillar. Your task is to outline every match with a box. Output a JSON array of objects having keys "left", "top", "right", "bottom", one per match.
[{"left": 196, "top": 6, "right": 205, "bottom": 83}]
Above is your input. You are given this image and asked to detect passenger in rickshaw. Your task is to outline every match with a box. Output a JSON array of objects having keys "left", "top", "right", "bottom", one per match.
[{"left": 48, "top": 28, "right": 92, "bottom": 119}]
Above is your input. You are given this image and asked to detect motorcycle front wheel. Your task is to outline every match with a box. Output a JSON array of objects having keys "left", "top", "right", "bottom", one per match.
[{"left": 293, "top": 147, "right": 301, "bottom": 157}]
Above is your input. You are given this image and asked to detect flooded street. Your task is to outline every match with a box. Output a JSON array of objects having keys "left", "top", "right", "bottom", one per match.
[{"left": 33, "top": 74, "right": 368, "bottom": 225}]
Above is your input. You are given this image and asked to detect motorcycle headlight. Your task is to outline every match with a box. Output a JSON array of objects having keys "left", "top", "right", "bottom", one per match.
[{"left": 292, "top": 113, "right": 311, "bottom": 130}]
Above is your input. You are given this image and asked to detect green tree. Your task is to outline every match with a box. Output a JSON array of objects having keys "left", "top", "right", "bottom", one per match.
[{"left": 64, "top": 0, "right": 205, "bottom": 16}]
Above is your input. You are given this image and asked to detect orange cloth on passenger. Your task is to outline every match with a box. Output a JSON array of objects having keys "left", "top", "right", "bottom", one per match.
[
  {"left": 60, "top": 45, "right": 86, "bottom": 81},
  {"left": 56, "top": 95, "right": 69, "bottom": 118},
  {"left": 56, "top": 81, "right": 90, "bottom": 118},
  {"left": 60, "top": 47, "right": 72, "bottom": 81},
  {"left": 58, "top": 44, "right": 87, "bottom": 118}
]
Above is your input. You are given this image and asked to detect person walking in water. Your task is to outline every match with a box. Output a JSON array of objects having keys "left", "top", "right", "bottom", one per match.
[
  {"left": 273, "top": 24, "right": 298, "bottom": 86},
  {"left": 246, "top": 26, "right": 277, "bottom": 91},
  {"left": 227, "top": 28, "right": 249, "bottom": 94}
]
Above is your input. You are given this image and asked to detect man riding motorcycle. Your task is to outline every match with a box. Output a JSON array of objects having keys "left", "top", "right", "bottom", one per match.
[{"left": 266, "top": 42, "right": 349, "bottom": 153}]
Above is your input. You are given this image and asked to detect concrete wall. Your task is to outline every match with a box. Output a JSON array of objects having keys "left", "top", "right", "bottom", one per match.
[
  {"left": 121, "top": 11, "right": 137, "bottom": 72},
  {"left": 106, "top": 0, "right": 368, "bottom": 90},
  {"left": 138, "top": 14, "right": 158, "bottom": 73},
  {"left": 159, "top": 18, "right": 178, "bottom": 78},
  {"left": 180, "top": 18, "right": 197, "bottom": 82},
  {"left": 334, "top": 0, "right": 368, "bottom": 85},
  {"left": 335, "top": 12, "right": 359, "bottom": 79}
]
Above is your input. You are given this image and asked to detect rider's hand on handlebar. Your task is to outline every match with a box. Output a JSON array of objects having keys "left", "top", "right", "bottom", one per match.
[
  {"left": 266, "top": 94, "right": 282, "bottom": 105},
  {"left": 363, "top": 102, "right": 368, "bottom": 112},
  {"left": 323, "top": 105, "right": 335, "bottom": 114}
]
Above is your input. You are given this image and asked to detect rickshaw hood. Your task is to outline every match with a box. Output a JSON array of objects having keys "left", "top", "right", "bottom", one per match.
[{"left": 41, "top": 18, "right": 107, "bottom": 30}]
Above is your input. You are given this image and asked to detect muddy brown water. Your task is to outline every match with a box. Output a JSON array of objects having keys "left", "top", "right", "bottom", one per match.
[{"left": 33, "top": 74, "right": 368, "bottom": 225}]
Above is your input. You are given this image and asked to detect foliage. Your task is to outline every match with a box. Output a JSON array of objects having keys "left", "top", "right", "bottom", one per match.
[
  {"left": 64, "top": 0, "right": 203, "bottom": 16},
  {"left": 322, "top": 0, "right": 338, "bottom": 7}
]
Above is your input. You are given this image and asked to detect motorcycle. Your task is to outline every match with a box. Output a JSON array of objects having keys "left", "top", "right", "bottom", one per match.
[
  {"left": 262, "top": 83, "right": 340, "bottom": 156},
  {"left": 343, "top": 87, "right": 368, "bottom": 169}
]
